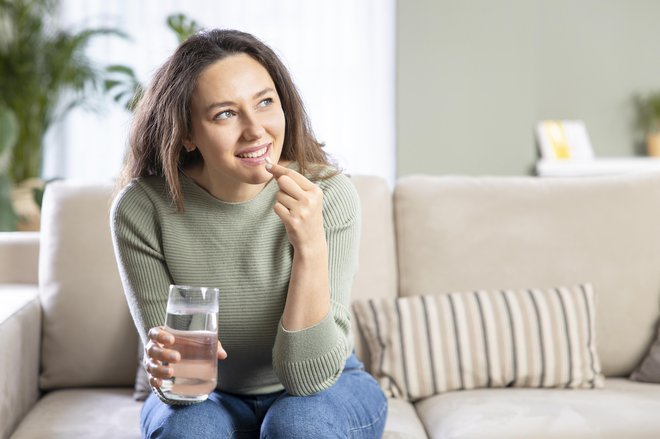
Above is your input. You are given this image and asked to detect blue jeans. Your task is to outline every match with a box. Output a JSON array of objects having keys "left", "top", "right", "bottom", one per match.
[{"left": 141, "top": 354, "right": 387, "bottom": 438}]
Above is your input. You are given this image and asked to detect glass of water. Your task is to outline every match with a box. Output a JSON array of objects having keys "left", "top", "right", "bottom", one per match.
[{"left": 160, "top": 285, "right": 219, "bottom": 403}]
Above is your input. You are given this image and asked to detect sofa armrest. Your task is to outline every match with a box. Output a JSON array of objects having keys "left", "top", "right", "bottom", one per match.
[
  {"left": 0, "top": 285, "right": 41, "bottom": 439},
  {"left": 0, "top": 232, "right": 39, "bottom": 284}
]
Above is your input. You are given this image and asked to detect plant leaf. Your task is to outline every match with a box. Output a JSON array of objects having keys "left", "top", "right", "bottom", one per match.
[
  {"left": 166, "top": 13, "right": 202, "bottom": 43},
  {"left": 0, "top": 104, "right": 18, "bottom": 172},
  {"left": 106, "top": 64, "right": 138, "bottom": 76},
  {"left": 0, "top": 174, "right": 17, "bottom": 231}
]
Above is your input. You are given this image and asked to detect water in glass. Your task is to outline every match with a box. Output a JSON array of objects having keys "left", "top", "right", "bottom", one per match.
[{"left": 160, "top": 286, "right": 219, "bottom": 402}]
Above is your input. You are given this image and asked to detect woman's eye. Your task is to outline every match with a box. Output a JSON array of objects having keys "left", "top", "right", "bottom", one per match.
[
  {"left": 215, "top": 110, "right": 234, "bottom": 120},
  {"left": 258, "top": 98, "right": 273, "bottom": 108}
]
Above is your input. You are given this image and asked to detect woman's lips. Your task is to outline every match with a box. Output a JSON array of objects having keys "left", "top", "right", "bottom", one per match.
[{"left": 236, "top": 143, "right": 270, "bottom": 165}]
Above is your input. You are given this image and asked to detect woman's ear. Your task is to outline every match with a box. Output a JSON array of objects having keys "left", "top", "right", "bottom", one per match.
[{"left": 183, "top": 140, "right": 196, "bottom": 153}]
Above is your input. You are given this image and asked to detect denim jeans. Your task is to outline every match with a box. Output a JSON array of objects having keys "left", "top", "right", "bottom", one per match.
[{"left": 141, "top": 354, "right": 388, "bottom": 438}]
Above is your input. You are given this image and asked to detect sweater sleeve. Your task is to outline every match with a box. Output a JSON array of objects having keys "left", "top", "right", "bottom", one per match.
[
  {"left": 111, "top": 181, "right": 211, "bottom": 406},
  {"left": 109, "top": 181, "right": 172, "bottom": 344},
  {"left": 271, "top": 173, "right": 361, "bottom": 395}
]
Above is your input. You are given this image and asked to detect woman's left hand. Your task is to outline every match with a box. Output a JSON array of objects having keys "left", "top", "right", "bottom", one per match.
[{"left": 266, "top": 162, "right": 326, "bottom": 254}]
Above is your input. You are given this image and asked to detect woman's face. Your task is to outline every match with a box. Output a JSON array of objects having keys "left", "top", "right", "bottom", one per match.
[{"left": 186, "top": 53, "right": 286, "bottom": 201}]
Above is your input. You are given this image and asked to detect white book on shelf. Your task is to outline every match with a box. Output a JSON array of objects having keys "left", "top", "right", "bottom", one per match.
[{"left": 536, "top": 120, "right": 594, "bottom": 162}]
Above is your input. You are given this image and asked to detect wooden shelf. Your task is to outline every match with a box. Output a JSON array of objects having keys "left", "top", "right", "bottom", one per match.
[{"left": 536, "top": 157, "right": 660, "bottom": 177}]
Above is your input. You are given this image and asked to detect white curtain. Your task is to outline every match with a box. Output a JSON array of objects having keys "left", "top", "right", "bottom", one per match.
[{"left": 45, "top": 0, "right": 396, "bottom": 184}]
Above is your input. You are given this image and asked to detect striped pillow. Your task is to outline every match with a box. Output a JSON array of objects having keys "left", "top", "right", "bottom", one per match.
[{"left": 352, "top": 284, "right": 604, "bottom": 401}]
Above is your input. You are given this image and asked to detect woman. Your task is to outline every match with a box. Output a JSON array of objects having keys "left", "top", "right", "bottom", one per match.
[{"left": 110, "top": 29, "right": 387, "bottom": 438}]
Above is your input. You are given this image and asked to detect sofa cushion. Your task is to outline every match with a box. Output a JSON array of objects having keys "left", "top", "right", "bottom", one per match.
[
  {"left": 0, "top": 286, "right": 40, "bottom": 439},
  {"left": 353, "top": 284, "right": 604, "bottom": 401},
  {"left": 133, "top": 341, "right": 150, "bottom": 401},
  {"left": 630, "top": 324, "right": 660, "bottom": 383},
  {"left": 0, "top": 232, "right": 39, "bottom": 284},
  {"left": 9, "top": 388, "right": 141, "bottom": 439},
  {"left": 39, "top": 181, "right": 138, "bottom": 389},
  {"left": 382, "top": 398, "right": 429, "bottom": 439},
  {"left": 394, "top": 173, "right": 660, "bottom": 377},
  {"left": 348, "top": 175, "right": 398, "bottom": 367},
  {"left": 414, "top": 378, "right": 660, "bottom": 439}
]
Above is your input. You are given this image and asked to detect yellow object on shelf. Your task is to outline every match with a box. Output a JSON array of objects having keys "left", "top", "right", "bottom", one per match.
[
  {"left": 536, "top": 120, "right": 594, "bottom": 162},
  {"left": 543, "top": 121, "right": 571, "bottom": 160}
]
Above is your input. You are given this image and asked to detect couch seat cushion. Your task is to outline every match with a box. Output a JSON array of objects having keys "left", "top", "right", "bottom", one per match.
[
  {"left": 10, "top": 388, "right": 141, "bottom": 439},
  {"left": 383, "top": 397, "right": 429, "bottom": 438},
  {"left": 415, "top": 378, "right": 660, "bottom": 439}
]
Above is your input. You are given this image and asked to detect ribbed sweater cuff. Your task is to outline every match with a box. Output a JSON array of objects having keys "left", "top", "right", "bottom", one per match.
[{"left": 273, "top": 312, "right": 347, "bottom": 395}]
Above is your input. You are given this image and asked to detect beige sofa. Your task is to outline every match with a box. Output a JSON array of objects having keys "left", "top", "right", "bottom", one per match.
[{"left": 2, "top": 172, "right": 660, "bottom": 439}]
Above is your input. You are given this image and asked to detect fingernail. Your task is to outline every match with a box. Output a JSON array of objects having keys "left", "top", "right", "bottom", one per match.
[{"left": 168, "top": 352, "right": 179, "bottom": 361}]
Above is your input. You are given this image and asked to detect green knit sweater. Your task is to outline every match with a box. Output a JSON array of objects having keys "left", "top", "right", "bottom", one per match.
[{"left": 110, "top": 167, "right": 360, "bottom": 397}]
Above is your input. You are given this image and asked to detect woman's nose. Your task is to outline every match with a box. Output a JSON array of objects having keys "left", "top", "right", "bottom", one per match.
[{"left": 242, "top": 114, "right": 266, "bottom": 141}]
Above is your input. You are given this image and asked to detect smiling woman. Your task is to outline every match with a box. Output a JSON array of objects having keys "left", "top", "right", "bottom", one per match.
[{"left": 110, "top": 29, "right": 387, "bottom": 438}]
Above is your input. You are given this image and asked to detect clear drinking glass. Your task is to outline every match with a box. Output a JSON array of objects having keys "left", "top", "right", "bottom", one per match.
[{"left": 160, "top": 285, "right": 219, "bottom": 402}]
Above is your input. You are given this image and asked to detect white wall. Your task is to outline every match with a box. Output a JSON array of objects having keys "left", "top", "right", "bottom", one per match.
[{"left": 397, "top": 0, "right": 660, "bottom": 176}]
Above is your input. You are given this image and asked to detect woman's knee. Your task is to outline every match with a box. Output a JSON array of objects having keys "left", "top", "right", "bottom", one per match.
[
  {"left": 143, "top": 405, "right": 224, "bottom": 439},
  {"left": 141, "top": 393, "right": 259, "bottom": 439},
  {"left": 261, "top": 395, "right": 345, "bottom": 438},
  {"left": 260, "top": 382, "right": 387, "bottom": 439}
]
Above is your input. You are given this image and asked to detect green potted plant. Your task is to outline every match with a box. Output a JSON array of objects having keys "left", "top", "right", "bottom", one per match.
[
  {"left": 633, "top": 91, "right": 660, "bottom": 157},
  {"left": 0, "top": 0, "right": 124, "bottom": 229},
  {"left": 0, "top": 105, "right": 18, "bottom": 231}
]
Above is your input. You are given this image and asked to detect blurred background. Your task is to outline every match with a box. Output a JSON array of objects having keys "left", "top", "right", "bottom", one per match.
[{"left": 3, "top": 0, "right": 660, "bottom": 231}]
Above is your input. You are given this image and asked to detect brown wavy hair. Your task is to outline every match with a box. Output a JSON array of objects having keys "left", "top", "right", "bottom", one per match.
[{"left": 117, "top": 29, "right": 335, "bottom": 210}]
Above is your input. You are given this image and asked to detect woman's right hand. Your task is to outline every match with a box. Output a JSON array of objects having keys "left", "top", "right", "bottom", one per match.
[
  {"left": 144, "top": 326, "right": 228, "bottom": 388},
  {"left": 144, "top": 326, "right": 179, "bottom": 388}
]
